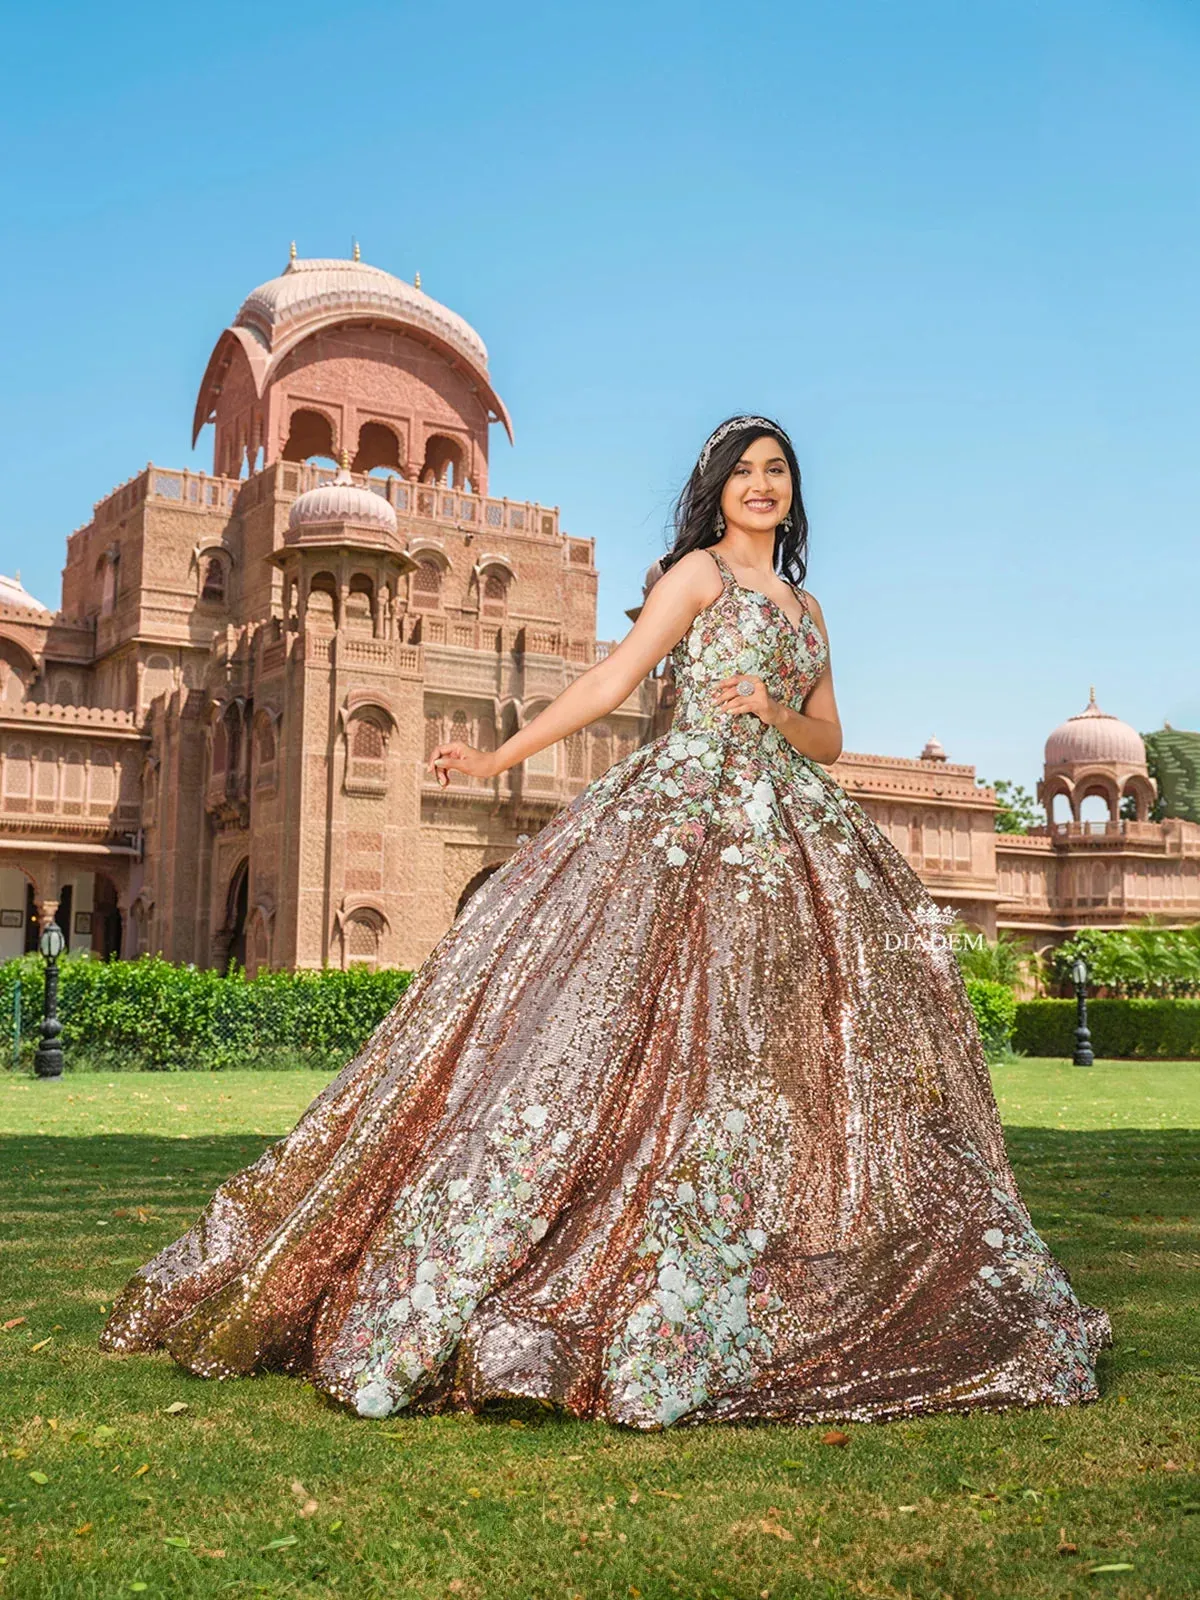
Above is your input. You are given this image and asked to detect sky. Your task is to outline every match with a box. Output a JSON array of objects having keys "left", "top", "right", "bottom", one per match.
[{"left": 1, "top": 0, "right": 1197, "bottom": 798}]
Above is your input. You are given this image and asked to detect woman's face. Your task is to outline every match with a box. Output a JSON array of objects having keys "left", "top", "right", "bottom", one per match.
[{"left": 719, "top": 433, "right": 793, "bottom": 535}]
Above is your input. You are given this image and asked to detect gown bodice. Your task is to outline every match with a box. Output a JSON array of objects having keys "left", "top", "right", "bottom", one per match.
[{"left": 667, "top": 547, "right": 829, "bottom": 752}]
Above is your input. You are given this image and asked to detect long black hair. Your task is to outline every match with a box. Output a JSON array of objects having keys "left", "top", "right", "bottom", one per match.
[{"left": 659, "top": 414, "right": 810, "bottom": 589}]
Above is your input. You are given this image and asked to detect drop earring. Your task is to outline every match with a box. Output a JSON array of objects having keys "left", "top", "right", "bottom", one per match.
[
  {"left": 714, "top": 509, "right": 726, "bottom": 535},
  {"left": 779, "top": 514, "right": 793, "bottom": 533}
]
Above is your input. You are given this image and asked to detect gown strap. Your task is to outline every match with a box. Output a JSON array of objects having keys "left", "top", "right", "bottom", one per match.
[{"left": 706, "top": 546, "right": 736, "bottom": 588}]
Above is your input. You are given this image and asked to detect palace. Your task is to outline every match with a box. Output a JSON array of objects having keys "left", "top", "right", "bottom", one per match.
[{"left": 0, "top": 253, "right": 1197, "bottom": 969}]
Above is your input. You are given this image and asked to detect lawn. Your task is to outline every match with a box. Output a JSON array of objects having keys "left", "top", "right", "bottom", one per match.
[{"left": 0, "top": 1059, "right": 1196, "bottom": 1600}]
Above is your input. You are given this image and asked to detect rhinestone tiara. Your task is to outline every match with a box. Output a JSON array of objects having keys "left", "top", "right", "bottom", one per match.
[{"left": 698, "top": 415, "right": 789, "bottom": 476}]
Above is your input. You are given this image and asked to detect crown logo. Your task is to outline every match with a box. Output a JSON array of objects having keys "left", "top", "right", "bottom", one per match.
[{"left": 913, "top": 901, "right": 957, "bottom": 931}]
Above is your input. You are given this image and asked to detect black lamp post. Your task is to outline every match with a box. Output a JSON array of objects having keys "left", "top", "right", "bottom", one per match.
[
  {"left": 1071, "top": 954, "right": 1094, "bottom": 1068},
  {"left": 33, "top": 919, "right": 66, "bottom": 1080}
]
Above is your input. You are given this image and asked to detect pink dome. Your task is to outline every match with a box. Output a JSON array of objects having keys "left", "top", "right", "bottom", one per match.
[
  {"left": 288, "top": 466, "right": 398, "bottom": 540},
  {"left": 1044, "top": 688, "right": 1145, "bottom": 768}
]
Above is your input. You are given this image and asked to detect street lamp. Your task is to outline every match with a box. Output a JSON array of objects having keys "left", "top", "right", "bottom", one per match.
[
  {"left": 1071, "top": 954, "right": 1094, "bottom": 1068},
  {"left": 34, "top": 920, "right": 66, "bottom": 1081}
]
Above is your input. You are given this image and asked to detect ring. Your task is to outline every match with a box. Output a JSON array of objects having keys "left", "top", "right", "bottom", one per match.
[{"left": 736, "top": 678, "right": 755, "bottom": 697}]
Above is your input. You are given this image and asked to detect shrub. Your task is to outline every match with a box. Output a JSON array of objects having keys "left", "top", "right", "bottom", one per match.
[
  {"left": 965, "top": 978, "right": 1018, "bottom": 1060},
  {"left": 0, "top": 953, "right": 413, "bottom": 1072},
  {"left": 1015, "top": 997, "right": 1200, "bottom": 1060},
  {"left": 1050, "top": 924, "right": 1200, "bottom": 997}
]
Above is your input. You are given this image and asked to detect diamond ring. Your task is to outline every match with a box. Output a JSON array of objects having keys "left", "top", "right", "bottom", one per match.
[{"left": 736, "top": 679, "right": 755, "bottom": 697}]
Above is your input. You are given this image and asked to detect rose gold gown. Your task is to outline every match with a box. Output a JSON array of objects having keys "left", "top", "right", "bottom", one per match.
[{"left": 100, "top": 547, "right": 1110, "bottom": 1426}]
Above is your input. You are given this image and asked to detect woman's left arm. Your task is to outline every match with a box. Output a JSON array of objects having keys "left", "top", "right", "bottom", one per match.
[{"left": 712, "top": 591, "right": 843, "bottom": 764}]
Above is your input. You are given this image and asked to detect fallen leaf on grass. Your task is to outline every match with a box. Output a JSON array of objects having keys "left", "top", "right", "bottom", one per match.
[
  {"left": 28, "top": 1471, "right": 48, "bottom": 1485},
  {"left": 2, "top": 1318, "right": 26, "bottom": 1331},
  {"left": 261, "top": 1535, "right": 298, "bottom": 1551},
  {"left": 1087, "top": 1564, "right": 1134, "bottom": 1574},
  {"left": 757, "top": 1519, "right": 795, "bottom": 1542},
  {"left": 132, "top": 1464, "right": 149, "bottom": 1479},
  {"left": 162, "top": 1535, "right": 190, "bottom": 1549},
  {"left": 29, "top": 1337, "right": 53, "bottom": 1352},
  {"left": 651, "top": 1489, "right": 682, "bottom": 1500},
  {"left": 73, "top": 1522, "right": 92, "bottom": 1537},
  {"left": 821, "top": 1430, "right": 850, "bottom": 1447},
  {"left": 1161, "top": 1461, "right": 1181, "bottom": 1472},
  {"left": 288, "top": 1481, "right": 319, "bottom": 1518},
  {"left": 163, "top": 1401, "right": 189, "bottom": 1416}
]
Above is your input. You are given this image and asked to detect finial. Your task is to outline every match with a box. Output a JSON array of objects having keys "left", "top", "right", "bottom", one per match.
[
  {"left": 414, "top": 270, "right": 422, "bottom": 290},
  {"left": 289, "top": 240, "right": 297, "bottom": 261},
  {"left": 1088, "top": 684, "right": 1096, "bottom": 705},
  {"left": 353, "top": 238, "right": 361, "bottom": 262},
  {"left": 339, "top": 447, "right": 351, "bottom": 472}
]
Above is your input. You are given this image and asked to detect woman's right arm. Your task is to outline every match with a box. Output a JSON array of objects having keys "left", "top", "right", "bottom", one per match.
[{"left": 428, "top": 549, "right": 721, "bottom": 785}]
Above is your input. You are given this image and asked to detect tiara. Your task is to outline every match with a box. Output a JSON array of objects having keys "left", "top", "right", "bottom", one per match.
[{"left": 698, "top": 415, "right": 786, "bottom": 475}]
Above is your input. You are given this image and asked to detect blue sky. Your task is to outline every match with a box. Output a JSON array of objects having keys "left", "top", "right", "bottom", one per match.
[{"left": 2, "top": 0, "right": 1197, "bottom": 796}]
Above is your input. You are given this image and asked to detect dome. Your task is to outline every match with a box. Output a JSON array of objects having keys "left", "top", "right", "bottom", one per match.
[
  {"left": 236, "top": 256, "right": 489, "bottom": 373},
  {"left": 1044, "top": 687, "right": 1146, "bottom": 768},
  {"left": 0, "top": 573, "right": 50, "bottom": 613},
  {"left": 288, "top": 465, "right": 399, "bottom": 541},
  {"left": 920, "top": 735, "right": 946, "bottom": 762}
]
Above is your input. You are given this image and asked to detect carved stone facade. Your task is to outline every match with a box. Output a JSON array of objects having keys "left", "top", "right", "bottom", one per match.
[{"left": 0, "top": 255, "right": 1196, "bottom": 970}]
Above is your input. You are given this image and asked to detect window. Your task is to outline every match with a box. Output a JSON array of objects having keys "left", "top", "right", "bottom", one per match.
[{"left": 200, "top": 557, "right": 226, "bottom": 604}]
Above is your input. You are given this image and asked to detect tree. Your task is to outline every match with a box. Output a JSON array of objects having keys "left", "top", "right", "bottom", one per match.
[{"left": 979, "top": 777, "right": 1044, "bottom": 834}]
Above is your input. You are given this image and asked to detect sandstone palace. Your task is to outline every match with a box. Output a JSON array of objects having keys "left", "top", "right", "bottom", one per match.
[{"left": 0, "top": 253, "right": 1197, "bottom": 971}]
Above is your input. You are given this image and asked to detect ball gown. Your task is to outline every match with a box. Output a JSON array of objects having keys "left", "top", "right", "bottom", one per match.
[{"left": 99, "top": 546, "right": 1110, "bottom": 1427}]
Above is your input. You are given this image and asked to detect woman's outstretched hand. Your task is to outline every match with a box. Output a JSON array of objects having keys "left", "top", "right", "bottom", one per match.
[{"left": 428, "top": 742, "right": 500, "bottom": 788}]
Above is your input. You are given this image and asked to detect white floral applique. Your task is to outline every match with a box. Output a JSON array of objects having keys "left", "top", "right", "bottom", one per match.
[
  {"left": 341, "top": 1100, "right": 572, "bottom": 1418},
  {"left": 604, "top": 1081, "right": 792, "bottom": 1427}
]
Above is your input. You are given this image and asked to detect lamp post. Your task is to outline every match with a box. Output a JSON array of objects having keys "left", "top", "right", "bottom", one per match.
[
  {"left": 1071, "top": 954, "right": 1094, "bottom": 1068},
  {"left": 34, "top": 920, "right": 66, "bottom": 1080}
]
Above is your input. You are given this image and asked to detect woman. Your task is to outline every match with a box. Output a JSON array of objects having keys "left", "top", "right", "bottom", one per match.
[{"left": 100, "top": 415, "right": 1109, "bottom": 1427}]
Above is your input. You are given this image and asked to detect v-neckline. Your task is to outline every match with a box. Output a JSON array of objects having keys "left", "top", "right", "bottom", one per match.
[{"left": 709, "top": 547, "right": 808, "bottom": 636}]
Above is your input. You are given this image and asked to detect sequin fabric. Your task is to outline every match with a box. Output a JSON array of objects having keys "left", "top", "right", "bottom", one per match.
[{"left": 99, "top": 546, "right": 1111, "bottom": 1427}]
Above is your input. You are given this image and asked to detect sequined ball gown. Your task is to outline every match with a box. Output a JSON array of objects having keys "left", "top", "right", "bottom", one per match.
[{"left": 100, "top": 547, "right": 1110, "bottom": 1427}]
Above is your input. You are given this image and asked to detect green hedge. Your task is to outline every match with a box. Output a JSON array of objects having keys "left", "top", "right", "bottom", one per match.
[
  {"left": 0, "top": 954, "right": 413, "bottom": 1072},
  {"left": 1015, "top": 997, "right": 1200, "bottom": 1060},
  {"left": 964, "top": 978, "right": 1018, "bottom": 1059}
]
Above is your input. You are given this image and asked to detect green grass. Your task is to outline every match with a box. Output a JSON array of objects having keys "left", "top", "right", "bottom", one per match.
[{"left": 0, "top": 1060, "right": 1196, "bottom": 1600}]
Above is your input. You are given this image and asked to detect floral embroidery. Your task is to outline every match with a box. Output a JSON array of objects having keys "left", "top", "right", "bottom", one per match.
[
  {"left": 340, "top": 1100, "right": 572, "bottom": 1418},
  {"left": 605, "top": 1082, "right": 792, "bottom": 1427}
]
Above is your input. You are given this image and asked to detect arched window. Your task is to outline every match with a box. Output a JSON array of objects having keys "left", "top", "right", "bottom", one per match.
[
  {"left": 345, "top": 575, "right": 374, "bottom": 635},
  {"left": 421, "top": 434, "right": 466, "bottom": 487},
  {"left": 282, "top": 408, "right": 336, "bottom": 463},
  {"left": 345, "top": 713, "right": 389, "bottom": 794},
  {"left": 412, "top": 560, "right": 443, "bottom": 609},
  {"left": 481, "top": 567, "right": 510, "bottom": 619},
  {"left": 307, "top": 573, "right": 338, "bottom": 632},
  {"left": 200, "top": 557, "right": 227, "bottom": 604},
  {"left": 352, "top": 421, "right": 404, "bottom": 476},
  {"left": 344, "top": 910, "right": 383, "bottom": 970}
]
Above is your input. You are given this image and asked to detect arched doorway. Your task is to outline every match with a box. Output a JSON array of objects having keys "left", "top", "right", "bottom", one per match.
[
  {"left": 217, "top": 860, "right": 249, "bottom": 973},
  {"left": 455, "top": 863, "right": 503, "bottom": 918}
]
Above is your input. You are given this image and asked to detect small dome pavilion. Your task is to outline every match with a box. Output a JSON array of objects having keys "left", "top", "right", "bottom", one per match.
[{"left": 1039, "top": 687, "right": 1155, "bottom": 823}]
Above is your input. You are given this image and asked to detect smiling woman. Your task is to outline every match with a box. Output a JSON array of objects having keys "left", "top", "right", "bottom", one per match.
[{"left": 100, "top": 413, "right": 1108, "bottom": 1431}]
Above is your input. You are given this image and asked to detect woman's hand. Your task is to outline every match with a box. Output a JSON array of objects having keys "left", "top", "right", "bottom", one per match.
[
  {"left": 427, "top": 743, "right": 499, "bottom": 788},
  {"left": 712, "top": 673, "right": 779, "bottom": 726}
]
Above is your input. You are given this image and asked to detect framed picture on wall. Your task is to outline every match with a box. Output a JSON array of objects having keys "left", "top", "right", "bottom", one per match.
[
  {"left": 0, "top": 909, "right": 22, "bottom": 928},
  {"left": 74, "top": 911, "right": 93, "bottom": 935}
]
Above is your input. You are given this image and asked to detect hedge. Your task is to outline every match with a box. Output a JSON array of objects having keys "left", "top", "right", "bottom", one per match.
[
  {"left": 964, "top": 979, "right": 1018, "bottom": 1059},
  {"left": 0, "top": 954, "right": 412, "bottom": 1072},
  {"left": 1015, "top": 997, "right": 1200, "bottom": 1060}
]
